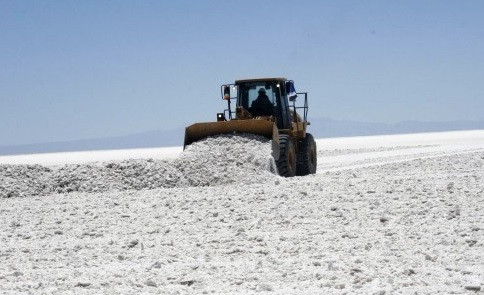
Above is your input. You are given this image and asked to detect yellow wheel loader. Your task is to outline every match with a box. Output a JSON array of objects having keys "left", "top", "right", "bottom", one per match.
[{"left": 184, "top": 78, "right": 317, "bottom": 177}]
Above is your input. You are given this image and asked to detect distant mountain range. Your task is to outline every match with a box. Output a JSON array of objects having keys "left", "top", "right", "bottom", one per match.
[{"left": 1, "top": 118, "right": 483, "bottom": 156}]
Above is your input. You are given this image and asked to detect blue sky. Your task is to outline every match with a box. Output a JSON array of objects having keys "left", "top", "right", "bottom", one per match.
[{"left": 1, "top": 0, "right": 483, "bottom": 145}]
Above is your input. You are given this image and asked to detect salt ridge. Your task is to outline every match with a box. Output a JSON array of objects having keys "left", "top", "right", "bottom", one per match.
[{"left": 0, "top": 134, "right": 277, "bottom": 198}]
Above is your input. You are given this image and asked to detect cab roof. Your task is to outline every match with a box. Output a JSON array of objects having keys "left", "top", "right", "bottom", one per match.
[{"left": 235, "top": 77, "right": 287, "bottom": 84}]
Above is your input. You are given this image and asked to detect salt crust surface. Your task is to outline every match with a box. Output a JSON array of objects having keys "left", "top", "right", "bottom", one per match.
[{"left": 1, "top": 134, "right": 483, "bottom": 294}]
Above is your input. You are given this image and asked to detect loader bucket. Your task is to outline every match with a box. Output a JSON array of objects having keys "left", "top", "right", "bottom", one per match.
[{"left": 184, "top": 120, "right": 278, "bottom": 152}]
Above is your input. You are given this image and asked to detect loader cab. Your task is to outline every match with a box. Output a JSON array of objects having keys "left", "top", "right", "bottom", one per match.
[{"left": 235, "top": 78, "right": 291, "bottom": 129}]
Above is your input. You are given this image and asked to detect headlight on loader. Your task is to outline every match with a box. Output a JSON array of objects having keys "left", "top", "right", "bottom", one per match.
[{"left": 217, "top": 113, "right": 226, "bottom": 122}]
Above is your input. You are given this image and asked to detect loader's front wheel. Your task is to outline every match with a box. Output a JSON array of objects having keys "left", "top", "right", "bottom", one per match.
[
  {"left": 276, "top": 134, "right": 296, "bottom": 177},
  {"left": 296, "top": 133, "right": 317, "bottom": 176}
]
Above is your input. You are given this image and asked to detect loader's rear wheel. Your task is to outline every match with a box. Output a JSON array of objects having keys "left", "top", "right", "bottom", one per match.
[
  {"left": 276, "top": 134, "right": 296, "bottom": 177},
  {"left": 296, "top": 133, "right": 317, "bottom": 176}
]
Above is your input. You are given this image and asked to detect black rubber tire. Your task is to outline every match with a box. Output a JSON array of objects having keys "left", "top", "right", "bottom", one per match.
[
  {"left": 296, "top": 133, "right": 317, "bottom": 176},
  {"left": 276, "top": 134, "right": 296, "bottom": 177}
]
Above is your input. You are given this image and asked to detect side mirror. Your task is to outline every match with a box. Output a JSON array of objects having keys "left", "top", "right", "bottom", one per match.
[
  {"left": 223, "top": 86, "right": 230, "bottom": 100},
  {"left": 286, "top": 81, "right": 297, "bottom": 101}
]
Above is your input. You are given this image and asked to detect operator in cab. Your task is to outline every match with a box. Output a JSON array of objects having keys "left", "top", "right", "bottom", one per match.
[{"left": 249, "top": 88, "right": 273, "bottom": 117}]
